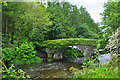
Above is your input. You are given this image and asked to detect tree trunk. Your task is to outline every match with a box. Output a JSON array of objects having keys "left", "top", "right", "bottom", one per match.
[
  {"left": 6, "top": 17, "right": 10, "bottom": 40},
  {"left": 8, "top": 31, "right": 9, "bottom": 40},
  {"left": 6, "top": 17, "right": 8, "bottom": 35},
  {"left": 3, "top": 16, "right": 6, "bottom": 35},
  {"left": 11, "top": 32, "right": 14, "bottom": 44},
  {"left": 27, "top": 31, "right": 30, "bottom": 41},
  {"left": 11, "top": 18, "right": 14, "bottom": 44}
]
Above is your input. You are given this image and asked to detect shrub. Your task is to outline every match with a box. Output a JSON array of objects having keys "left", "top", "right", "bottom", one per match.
[
  {"left": 97, "top": 39, "right": 107, "bottom": 49},
  {"left": 35, "top": 56, "right": 43, "bottom": 63},
  {"left": 2, "top": 48, "right": 16, "bottom": 65},
  {"left": 47, "top": 54, "right": 52, "bottom": 62},
  {"left": 1, "top": 64, "right": 30, "bottom": 79},
  {"left": 70, "top": 54, "right": 118, "bottom": 78},
  {"left": 48, "top": 54, "right": 52, "bottom": 58},
  {"left": 11, "top": 42, "right": 42, "bottom": 65},
  {"left": 63, "top": 48, "right": 83, "bottom": 58},
  {"left": 48, "top": 59, "right": 52, "bottom": 62},
  {"left": 15, "top": 42, "right": 36, "bottom": 60}
]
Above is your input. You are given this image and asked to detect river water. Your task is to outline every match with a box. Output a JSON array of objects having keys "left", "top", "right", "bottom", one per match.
[
  {"left": 15, "top": 53, "right": 111, "bottom": 79},
  {"left": 16, "top": 60, "right": 82, "bottom": 79}
]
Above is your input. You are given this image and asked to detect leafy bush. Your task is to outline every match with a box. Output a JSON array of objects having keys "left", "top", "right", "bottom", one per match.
[
  {"left": 15, "top": 42, "right": 36, "bottom": 60},
  {"left": 70, "top": 53, "right": 118, "bottom": 78},
  {"left": 12, "top": 42, "right": 42, "bottom": 65},
  {"left": 97, "top": 39, "right": 107, "bottom": 49},
  {"left": 1, "top": 64, "right": 30, "bottom": 79},
  {"left": 47, "top": 54, "right": 52, "bottom": 62},
  {"left": 48, "top": 54, "right": 52, "bottom": 58},
  {"left": 2, "top": 42, "right": 42, "bottom": 65},
  {"left": 2, "top": 48, "right": 16, "bottom": 65},
  {"left": 34, "top": 56, "right": 43, "bottom": 63},
  {"left": 63, "top": 48, "right": 83, "bottom": 58},
  {"left": 48, "top": 59, "right": 52, "bottom": 62}
]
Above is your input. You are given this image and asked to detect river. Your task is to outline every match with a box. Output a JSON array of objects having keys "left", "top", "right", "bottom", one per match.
[{"left": 16, "top": 59, "right": 82, "bottom": 79}]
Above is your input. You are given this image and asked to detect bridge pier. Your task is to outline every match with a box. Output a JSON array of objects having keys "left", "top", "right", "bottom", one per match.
[{"left": 45, "top": 47, "right": 71, "bottom": 60}]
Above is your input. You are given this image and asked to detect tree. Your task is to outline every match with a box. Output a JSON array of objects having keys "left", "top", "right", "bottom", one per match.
[
  {"left": 97, "top": 0, "right": 120, "bottom": 49},
  {"left": 46, "top": 2, "right": 76, "bottom": 39},
  {"left": 99, "top": 0, "right": 120, "bottom": 42},
  {"left": 2, "top": 2, "right": 20, "bottom": 44},
  {"left": 46, "top": 2, "right": 99, "bottom": 39},
  {"left": 2, "top": 2, "right": 52, "bottom": 46},
  {"left": 15, "top": 2, "right": 52, "bottom": 42},
  {"left": 70, "top": 6, "right": 99, "bottom": 38}
]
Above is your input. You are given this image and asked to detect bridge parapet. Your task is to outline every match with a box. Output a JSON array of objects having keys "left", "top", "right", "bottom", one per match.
[{"left": 41, "top": 38, "right": 97, "bottom": 48}]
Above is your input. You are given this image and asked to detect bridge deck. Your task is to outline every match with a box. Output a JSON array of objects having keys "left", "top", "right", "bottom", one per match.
[{"left": 41, "top": 38, "right": 98, "bottom": 48}]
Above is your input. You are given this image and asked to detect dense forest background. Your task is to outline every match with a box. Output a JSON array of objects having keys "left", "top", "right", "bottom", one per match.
[{"left": 2, "top": 2, "right": 100, "bottom": 48}]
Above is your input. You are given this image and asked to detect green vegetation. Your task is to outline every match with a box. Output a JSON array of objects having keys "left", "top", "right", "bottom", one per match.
[
  {"left": 42, "top": 38, "right": 97, "bottom": 47},
  {"left": 1, "top": 0, "right": 119, "bottom": 79},
  {"left": 0, "top": 61, "right": 30, "bottom": 79},
  {"left": 46, "top": 2, "right": 99, "bottom": 39},
  {"left": 48, "top": 59, "right": 53, "bottom": 62},
  {"left": 2, "top": 64, "right": 30, "bottom": 79},
  {"left": 69, "top": 0, "right": 119, "bottom": 78},
  {"left": 2, "top": 48, "right": 15, "bottom": 65},
  {"left": 98, "top": 0, "right": 120, "bottom": 49},
  {"left": 70, "top": 54, "right": 118, "bottom": 78},
  {"left": 14, "top": 42, "right": 42, "bottom": 65},
  {"left": 47, "top": 54, "right": 53, "bottom": 62},
  {"left": 63, "top": 48, "right": 83, "bottom": 58},
  {"left": 41, "top": 38, "right": 97, "bottom": 53},
  {"left": 2, "top": 42, "right": 42, "bottom": 66}
]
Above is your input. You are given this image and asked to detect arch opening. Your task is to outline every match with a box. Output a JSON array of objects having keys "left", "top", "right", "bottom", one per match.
[{"left": 63, "top": 47, "right": 84, "bottom": 59}]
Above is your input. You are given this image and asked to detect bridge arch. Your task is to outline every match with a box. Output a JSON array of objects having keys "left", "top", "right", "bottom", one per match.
[
  {"left": 52, "top": 45, "right": 96, "bottom": 60},
  {"left": 40, "top": 38, "right": 97, "bottom": 60}
]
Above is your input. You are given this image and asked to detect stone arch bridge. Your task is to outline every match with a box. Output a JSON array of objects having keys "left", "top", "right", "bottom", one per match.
[{"left": 40, "top": 38, "right": 97, "bottom": 60}]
